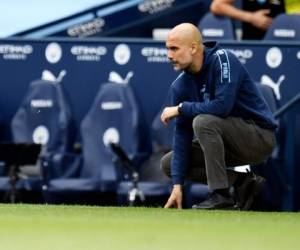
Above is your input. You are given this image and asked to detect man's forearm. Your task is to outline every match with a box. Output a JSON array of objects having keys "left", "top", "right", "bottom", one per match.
[{"left": 210, "top": 0, "right": 253, "bottom": 24}]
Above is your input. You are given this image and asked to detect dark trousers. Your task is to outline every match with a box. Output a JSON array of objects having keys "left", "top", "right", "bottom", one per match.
[{"left": 161, "top": 114, "right": 276, "bottom": 190}]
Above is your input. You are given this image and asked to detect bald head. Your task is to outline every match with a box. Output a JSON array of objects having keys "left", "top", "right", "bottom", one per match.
[
  {"left": 166, "top": 23, "right": 204, "bottom": 73},
  {"left": 168, "top": 23, "right": 202, "bottom": 46}
]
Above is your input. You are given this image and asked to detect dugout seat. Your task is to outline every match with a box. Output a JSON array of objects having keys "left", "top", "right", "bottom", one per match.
[
  {"left": 9, "top": 78, "right": 77, "bottom": 197},
  {"left": 250, "top": 83, "right": 288, "bottom": 211},
  {"left": 116, "top": 93, "right": 174, "bottom": 206},
  {"left": 43, "top": 82, "right": 151, "bottom": 204},
  {"left": 198, "top": 12, "right": 236, "bottom": 41},
  {"left": 264, "top": 14, "right": 300, "bottom": 41}
]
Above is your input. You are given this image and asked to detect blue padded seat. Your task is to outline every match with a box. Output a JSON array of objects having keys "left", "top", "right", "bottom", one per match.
[
  {"left": 9, "top": 79, "right": 76, "bottom": 193},
  {"left": 198, "top": 12, "right": 236, "bottom": 41},
  {"left": 251, "top": 83, "right": 288, "bottom": 210},
  {"left": 44, "top": 82, "right": 151, "bottom": 204},
  {"left": 264, "top": 14, "right": 300, "bottom": 41},
  {"left": 11, "top": 79, "right": 74, "bottom": 153},
  {"left": 117, "top": 93, "right": 175, "bottom": 207},
  {"left": 257, "top": 83, "right": 278, "bottom": 113}
]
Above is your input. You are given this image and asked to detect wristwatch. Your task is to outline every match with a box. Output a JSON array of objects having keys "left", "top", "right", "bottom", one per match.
[{"left": 177, "top": 103, "right": 183, "bottom": 115}]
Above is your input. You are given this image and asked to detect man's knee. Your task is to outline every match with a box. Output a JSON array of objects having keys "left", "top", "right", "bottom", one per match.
[
  {"left": 160, "top": 151, "right": 172, "bottom": 177},
  {"left": 192, "top": 114, "right": 222, "bottom": 134}
]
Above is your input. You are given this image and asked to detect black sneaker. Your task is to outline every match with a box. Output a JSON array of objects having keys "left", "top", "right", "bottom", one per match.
[
  {"left": 234, "top": 172, "right": 266, "bottom": 211},
  {"left": 192, "top": 192, "right": 235, "bottom": 210}
]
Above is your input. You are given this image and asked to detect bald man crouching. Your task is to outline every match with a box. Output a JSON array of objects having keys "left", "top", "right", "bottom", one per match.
[{"left": 160, "top": 23, "right": 276, "bottom": 210}]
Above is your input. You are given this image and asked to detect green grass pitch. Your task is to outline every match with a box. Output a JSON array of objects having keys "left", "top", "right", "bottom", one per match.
[{"left": 0, "top": 204, "right": 299, "bottom": 250}]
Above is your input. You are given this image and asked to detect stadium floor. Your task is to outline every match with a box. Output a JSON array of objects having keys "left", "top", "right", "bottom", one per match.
[{"left": 0, "top": 204, "right": 299, "bottom": 250}]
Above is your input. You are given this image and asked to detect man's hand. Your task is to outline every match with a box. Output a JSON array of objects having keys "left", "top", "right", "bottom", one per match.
[
  {"left": 249, "top": 9, "right": 272, "bottom": 30},
  {"left": 161, "top": 106, "right": 179, "bottom": 125},
  {"left": 164, "top": 184, "right": 183, "bottom": 209}
]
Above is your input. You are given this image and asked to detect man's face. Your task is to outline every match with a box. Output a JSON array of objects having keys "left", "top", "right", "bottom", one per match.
[{"left": 166, "top": 35, "right": 193, "bottom": 71}]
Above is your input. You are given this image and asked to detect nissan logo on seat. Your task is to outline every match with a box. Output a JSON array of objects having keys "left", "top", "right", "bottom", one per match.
[
  {"left": 274, "top": 29, "right": 296, "bottom": 38},
  {"left": 202, "top": 29, "right": 224, "bottom": 37},
  {"left": 31, "top": 99, "right": 53, "bottom": 108}
]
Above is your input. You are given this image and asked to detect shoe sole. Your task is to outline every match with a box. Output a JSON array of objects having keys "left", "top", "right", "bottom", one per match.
[
  {"left": 192, "top": 202, "right": 235, "bottom": 210},
  {"left": 242, "top": 176, "right": 266, "bottom": 211}
]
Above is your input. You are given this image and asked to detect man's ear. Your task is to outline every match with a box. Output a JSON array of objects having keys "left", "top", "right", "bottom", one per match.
[{"left": 190, "top": 42, "right": 197, "bottom": 54}]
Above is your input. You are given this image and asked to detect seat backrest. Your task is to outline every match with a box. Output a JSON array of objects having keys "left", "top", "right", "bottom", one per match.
[
  {"left": 11, "top": 79, "right": 75, "bottom": 153},
  {"left": 80, "top": 82, "right": 150, "bottom": 181},
  {"left": 198, "top": 13, "right": 236, "bottom": 41},
  {"left": 256, "top": 83, "right": 278, "bottom": 113},
  {"left": 139, "top": 93, "right": 175, "bottom": 182},
  {"left": 264, "top": 14, "right": 300, "bottom": 41},
  {"left": 151, "top": 92, "right": 174, "bottom": 151},
  {"left": 256, "top": 82, "right": 285, "bottom": 160}
]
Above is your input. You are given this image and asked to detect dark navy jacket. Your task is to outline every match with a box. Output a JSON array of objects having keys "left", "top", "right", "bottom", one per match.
[{"left": 170, "top": 42, "right": 277, "bottom": 185}]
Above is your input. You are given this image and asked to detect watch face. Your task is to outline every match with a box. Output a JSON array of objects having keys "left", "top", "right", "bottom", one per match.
[{"left": 177, "top": 103, "right": 182, "bottom": 114}]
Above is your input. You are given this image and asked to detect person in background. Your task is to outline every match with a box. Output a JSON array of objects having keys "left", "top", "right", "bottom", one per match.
[
  {"left": 160, "top": 23, "right": 277, "bottom": 210},
  {"left": 210, "top": 0, "right": 285, "bottom": 40},
  {"left": 285, "top": 0, "right": 300, "bottom": 13}
]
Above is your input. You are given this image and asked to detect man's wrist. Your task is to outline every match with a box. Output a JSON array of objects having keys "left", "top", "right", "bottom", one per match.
[
  {"left": 173, "top": 184, "right": 182, "bottom": 191},
  {"left": 245, "top": 12, "right": 254, "bottom": 24}
]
